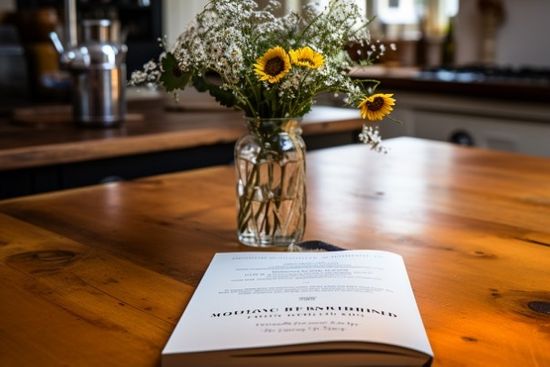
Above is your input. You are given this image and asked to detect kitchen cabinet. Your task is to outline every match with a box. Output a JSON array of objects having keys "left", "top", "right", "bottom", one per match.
[{"left": 374, "top": 91, "right": 550, "bottom": 157}]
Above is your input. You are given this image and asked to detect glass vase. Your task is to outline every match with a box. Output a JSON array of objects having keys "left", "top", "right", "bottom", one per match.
[{"left": 235, "top": 117, "right": 306, "bottom": 248}]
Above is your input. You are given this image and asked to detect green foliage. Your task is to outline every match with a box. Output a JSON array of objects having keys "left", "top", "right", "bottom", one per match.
[
  {"left": 192, "top": 74, "right": 238, "bottom": 109},
  {"left": 159, "top": 53, "right": 191, "bottom": 92}
]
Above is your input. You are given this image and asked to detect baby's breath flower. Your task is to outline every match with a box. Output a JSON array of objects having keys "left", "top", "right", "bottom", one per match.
[{"left": 359, "top": 125, "right": 388, "bottom": 153}]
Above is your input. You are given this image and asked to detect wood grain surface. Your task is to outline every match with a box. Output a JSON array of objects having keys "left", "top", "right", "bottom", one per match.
[
  {"left": 0, "top": 137, "right": 549, "bottom": 366},
  {"left": 0, "top": 105, "right": 363, "bottom": 171}
]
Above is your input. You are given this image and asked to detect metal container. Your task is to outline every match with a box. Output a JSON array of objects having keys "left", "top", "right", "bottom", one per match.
[
  {"left": 73, "top": 20, "right": 126, "bottom": 126},
  {"left": 51, "top": 19, "right": 127, "bottom": 127}
]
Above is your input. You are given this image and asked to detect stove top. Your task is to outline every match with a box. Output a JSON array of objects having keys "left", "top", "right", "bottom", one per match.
[{"left": 418, "top": 65, "right": 550, "bottom": 86}]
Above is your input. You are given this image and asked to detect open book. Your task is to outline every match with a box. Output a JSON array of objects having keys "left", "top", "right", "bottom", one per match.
[{"left": 162, "top": 250, "right": 433, "bottom": 366}]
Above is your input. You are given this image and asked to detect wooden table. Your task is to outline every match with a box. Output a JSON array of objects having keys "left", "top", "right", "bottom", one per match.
[{"left": 0, "top": 137, "right": 549, "bottom": 366}]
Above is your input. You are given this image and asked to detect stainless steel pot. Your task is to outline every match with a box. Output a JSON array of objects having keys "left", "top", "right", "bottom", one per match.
[{"left": 51, "top": 19, "right": 127, "bottom": 127}]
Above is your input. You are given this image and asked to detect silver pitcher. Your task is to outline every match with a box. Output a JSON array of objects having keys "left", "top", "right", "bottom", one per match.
[{"left": 51, "top": 19, "right": 127, "bottom": 127}]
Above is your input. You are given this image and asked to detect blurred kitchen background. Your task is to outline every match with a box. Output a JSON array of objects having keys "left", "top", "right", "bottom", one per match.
[{"left": 0, "top": 0, "right": 549, "bottom": 155}]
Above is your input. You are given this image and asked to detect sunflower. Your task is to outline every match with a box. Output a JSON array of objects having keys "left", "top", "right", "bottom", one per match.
[
  {"left": 358, "top": 93, "right": 396, "bottom": 121},
  {"left": 289, "top": 47, "right": 324, "bottom": 69},
  {"left": 254, "top": 46, "right": 291, "bottom": 83}
]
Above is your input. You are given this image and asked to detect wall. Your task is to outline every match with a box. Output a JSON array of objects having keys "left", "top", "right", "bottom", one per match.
[
  {"left": 495, "top": 0, "right": 550, "bottom": 67},
  {"left": 162, "top": 0, "right": 550, "bottom": 68},
  {"left": 163, "top": 0, "right": 209, "bottom": 46},
  {"left": 0, "top": 0, "right": 15, "bottom": 12},
  {"left": 456, "top": 0, "right": 550, "bottom": 67}
]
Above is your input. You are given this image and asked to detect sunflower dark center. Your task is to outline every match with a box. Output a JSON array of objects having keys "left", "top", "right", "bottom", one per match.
[
  {"left": 172, "top": 64, "right": 183, "bottom": 78},
  {"left": 366, "top": 97, "right": 384, "bottom": 111},
  {"left": 299, "top": 58, "right": 314, "bottom": 66},
  {"left": 265, "top": 57, "right": 285, "bottom": 76}
]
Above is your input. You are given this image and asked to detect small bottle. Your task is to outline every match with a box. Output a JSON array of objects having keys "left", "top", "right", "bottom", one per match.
[
  {"left": 415, "top": 16, "right": 427, "bottom": 67},
  {"left": 441, "top": 17, "right": 455, "bottom": 67}
]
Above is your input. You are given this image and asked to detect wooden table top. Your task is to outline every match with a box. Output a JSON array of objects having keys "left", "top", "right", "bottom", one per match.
[
  {"left": 0, "top": 137, "right": 549, "bottom": 366},
  {"left": 0, "top": 105, "right": 363, "bottom": 171}
]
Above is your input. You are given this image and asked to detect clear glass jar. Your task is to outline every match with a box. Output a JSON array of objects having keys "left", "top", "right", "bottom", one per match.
[{"left": 234, "top": 117, "right": 306, "bottom": 247}]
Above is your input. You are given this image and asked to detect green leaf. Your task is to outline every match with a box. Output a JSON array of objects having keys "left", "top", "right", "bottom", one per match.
[
  {"left": 192, "top": 75, "right": 237, "bottom": 108},
  {"left": 296, "top": 103, "right": 313, "bottom": 117},
  {"left": 159, "top": 53, "right": 190, "bottom": 91}
]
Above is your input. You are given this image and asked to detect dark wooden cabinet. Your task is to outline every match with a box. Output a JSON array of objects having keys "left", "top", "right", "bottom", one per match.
[{"left": 0, "top": 127, "right": 359, "bottom": 199}]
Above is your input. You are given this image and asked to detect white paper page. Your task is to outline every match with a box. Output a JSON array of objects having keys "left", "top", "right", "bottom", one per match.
[{"left": 163, "top": 251, "right": 432, "bottom": 356}]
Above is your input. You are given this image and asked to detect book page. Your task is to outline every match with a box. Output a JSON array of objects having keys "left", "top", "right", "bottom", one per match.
[{"left": 163, "top": 251, "right": 432, "bottom": 357}]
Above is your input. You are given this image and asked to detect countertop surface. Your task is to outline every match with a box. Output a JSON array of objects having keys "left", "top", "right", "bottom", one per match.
[
  {"left": 351, "top": 66, "right": 550, "bottom": 103},
  {"left": 0, "top": 104, "right": 363, "bottom": 171},
  {"left": 0, "top": 137, "right": 548, "bottom": 366}
]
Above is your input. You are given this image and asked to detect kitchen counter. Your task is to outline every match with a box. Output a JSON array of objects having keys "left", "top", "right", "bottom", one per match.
[
  {"left": 351, "top": 66, "right": 550, "bottom": 103},
  {"left": 346, "top": 66, "right": 550, "bottom": 158},
  {"left": 0, "top": 105, "right": 363, "bottom": 171},
  {"left": 0, "top": 103, "right": 365, "bottom": 199}
]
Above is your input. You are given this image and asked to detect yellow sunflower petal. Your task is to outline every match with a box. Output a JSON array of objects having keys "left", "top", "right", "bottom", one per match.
[
  {"left": 253, "top": 46, "right": 291, "bottom": 84},
  {"left": 289, "top": 46, "right": 324, "bottom": 69},
  {"left": 358, "top": 93, "right": 396, "bottom": 121}
]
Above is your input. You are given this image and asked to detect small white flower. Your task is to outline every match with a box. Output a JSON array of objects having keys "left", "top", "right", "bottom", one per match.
[{"left": 359, "top": 125, "right": 388, "bottom": 153}]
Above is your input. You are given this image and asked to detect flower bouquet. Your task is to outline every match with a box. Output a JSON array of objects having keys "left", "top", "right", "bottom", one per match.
[{"left": 131, "top": 0, "right": 396, "bottom": 247}]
